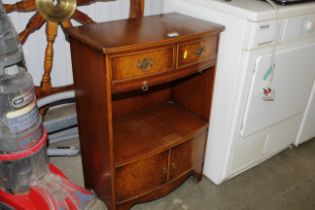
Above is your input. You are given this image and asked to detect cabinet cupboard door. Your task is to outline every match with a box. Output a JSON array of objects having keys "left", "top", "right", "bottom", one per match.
[
  {"left": 169, "top": 131, "right": 207, "bottom": 180},
  {"left": 116, "top": 152, "right": 168, "bottom": 202}
]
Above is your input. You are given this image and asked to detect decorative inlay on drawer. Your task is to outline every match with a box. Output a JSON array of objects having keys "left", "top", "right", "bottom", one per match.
[
  {"left": 177, "top": 36, "right": 218, "bottom": 68},
  {"left": 111, "top": 46, "right": 175, "bottom": 81}
]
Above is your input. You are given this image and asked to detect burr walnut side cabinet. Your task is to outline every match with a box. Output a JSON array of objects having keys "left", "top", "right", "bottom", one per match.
[{"left": 67, "top": 13, "right": 224, "bottom": 210}]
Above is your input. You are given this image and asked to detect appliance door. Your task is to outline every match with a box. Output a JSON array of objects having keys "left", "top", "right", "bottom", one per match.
[
  {"left": 296, "top": 82, "right": 315, "bottom": 145},
  {"left": 241, "top": 41, "right": 315, "bottom": 137}
]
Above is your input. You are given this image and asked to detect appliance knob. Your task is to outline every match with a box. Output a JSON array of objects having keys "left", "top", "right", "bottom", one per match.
[{"left": 305, "top": 21, "right": 314, "bottom": 32}]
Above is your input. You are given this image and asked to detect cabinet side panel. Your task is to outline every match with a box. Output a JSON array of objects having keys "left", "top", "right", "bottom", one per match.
[
  {"left": 69, "top": 39, "right": 115, "bottom": 209},
  {"left": 172, "top": 67, "right": 216, "bottom": 121}
]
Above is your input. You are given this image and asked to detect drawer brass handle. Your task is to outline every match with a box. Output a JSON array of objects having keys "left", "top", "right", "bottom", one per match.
[
  {"left": 141, "top": 81, "right": 149, "bottom": 92},
  {"left": 171, "top": 162, "right": 177, "bottom": 170},
  {"left": 137, "top": 58, "right": 153, "bottom": 72},
  {"left": 194, "top": 46, "right": 205, "bottom": 57}
]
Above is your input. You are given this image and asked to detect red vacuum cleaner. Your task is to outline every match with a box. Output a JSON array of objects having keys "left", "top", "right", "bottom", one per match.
[{"left": 0, "top": 1, "right": 100, "bottom": 209}]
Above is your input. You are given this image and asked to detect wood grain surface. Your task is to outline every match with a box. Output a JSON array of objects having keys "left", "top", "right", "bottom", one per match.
[
  {"left": 67, "top": 13, "right": 224, "bottom": 53},
  {"left": 69, "top": 13, "right": 224, "bottom": 210}
]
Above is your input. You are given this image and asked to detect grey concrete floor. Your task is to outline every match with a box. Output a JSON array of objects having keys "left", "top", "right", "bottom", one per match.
[{"left": 50, "top": 138, "right": 315, "bottom": 210}]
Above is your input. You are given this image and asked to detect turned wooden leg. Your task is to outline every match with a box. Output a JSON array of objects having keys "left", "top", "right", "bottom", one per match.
[
  {"left": 61, "top": 20, "right": 72, "bottom": 30},
  {"left": 72, "top": 10, "right": 95, "bottom": 25},
  {"left": 3, "top": 0, "right": 36, "bottom": 13},
  {"left": 18, "top": 12, "right": 45, "bottom": 44},
  {"left": 40, "top": 21, "right": 58, "bottom": 95}
]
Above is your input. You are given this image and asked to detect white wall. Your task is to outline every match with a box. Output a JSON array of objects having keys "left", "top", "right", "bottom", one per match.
[{"left": 4, "top": 0, "right": 164, "bottom": 86}]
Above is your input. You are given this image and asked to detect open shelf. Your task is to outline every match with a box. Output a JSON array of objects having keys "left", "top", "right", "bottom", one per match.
[
  {"left": 113, "top": 102, "right": 208, "bottom": 167},
  {"left": 68, "top": 13, "right": 223, "bottom": 209}
]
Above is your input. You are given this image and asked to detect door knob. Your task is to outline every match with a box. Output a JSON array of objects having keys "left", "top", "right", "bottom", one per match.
[{"left": 171, "top": 162, "right": 177, "bottom": 170}]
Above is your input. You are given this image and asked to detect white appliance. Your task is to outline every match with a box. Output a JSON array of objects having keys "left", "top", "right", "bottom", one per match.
[
  {"left": 296, "top": 84, "right": 315, "bottom": 145},
  {"left": 164, "top": 0, "right": 315, "bottom": 184},
  {"left": 274, "top": 0, "right": 315, "bottom": 5}
]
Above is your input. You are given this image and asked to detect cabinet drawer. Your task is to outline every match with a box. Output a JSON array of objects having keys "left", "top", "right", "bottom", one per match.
[
  {"left": 111, "top": 46, "right": 174, "bottom": 81},
  {"left": 169, "top": 131, "right": 207, "bottom": 180},
  {"left": 177, "top": 37, "right": 218, "bottom": 68},
  {"left": 116, "top": 152, "right": 168, "bottom": 202}
]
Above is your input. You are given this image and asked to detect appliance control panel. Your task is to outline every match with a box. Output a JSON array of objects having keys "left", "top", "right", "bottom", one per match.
[
  {"left": 244, "top": 20, "right": 285, "bottom": 50},
  {"left": 282, "top": 15, "right": 315, "bottom": 42},
  {"left": 245, "top": 14, "right": 315, "bottom": 49}
]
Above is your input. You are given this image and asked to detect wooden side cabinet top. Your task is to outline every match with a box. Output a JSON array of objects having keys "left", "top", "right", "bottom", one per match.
[
  {"left": 67, "top": 13, "right": 224, "bottom": 210},
  {"left": 67, "top": 13, "right": 224, "bottom": 53}
]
